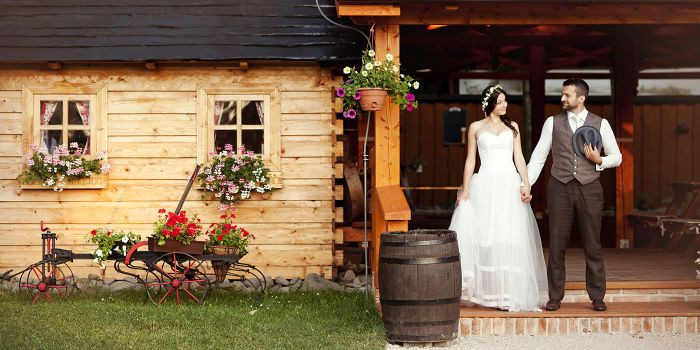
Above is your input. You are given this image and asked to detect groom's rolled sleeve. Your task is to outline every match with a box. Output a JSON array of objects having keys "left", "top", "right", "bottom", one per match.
[
  {"left": 595, "top": 119, "right": 622, "bottom": 171},
  {"left": 527, "top": 117, "right": 554, "bottom": 186}
]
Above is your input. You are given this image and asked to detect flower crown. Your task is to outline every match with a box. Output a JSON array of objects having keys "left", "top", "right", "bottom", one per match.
[{"left": 481, "top": 84, "right": 502, "bottom": 111}]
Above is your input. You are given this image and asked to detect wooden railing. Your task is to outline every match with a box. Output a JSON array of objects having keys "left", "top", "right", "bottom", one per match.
[{"left": 372, "top": 184, "right": 411, "bottom": 287}]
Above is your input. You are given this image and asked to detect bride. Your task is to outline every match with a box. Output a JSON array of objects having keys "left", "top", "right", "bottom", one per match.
[{"left": 449, "top": 84, "right": 547, "bottom": 312}]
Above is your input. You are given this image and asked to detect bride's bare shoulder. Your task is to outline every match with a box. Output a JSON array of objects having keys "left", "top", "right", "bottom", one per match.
[{"left": 469, "top": 120, "right": 484, "bottom": 133}]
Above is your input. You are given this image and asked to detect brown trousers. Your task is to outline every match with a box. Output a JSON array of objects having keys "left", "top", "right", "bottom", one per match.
[{"left": 547, "top": 177, "right": 606, "bottom": 301}]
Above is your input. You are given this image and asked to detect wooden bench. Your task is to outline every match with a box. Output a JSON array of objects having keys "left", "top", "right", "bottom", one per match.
[
  {"left": 656, "top": 182, "right": 700, "bottom": 256},
  {"left": 628, "top": 182, "right": 700, "bottom": 248}
]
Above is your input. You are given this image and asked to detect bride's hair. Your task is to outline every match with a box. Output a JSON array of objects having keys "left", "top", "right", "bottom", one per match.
[{"left": 481, "top": 84, "right": 518, "bottom": 137}]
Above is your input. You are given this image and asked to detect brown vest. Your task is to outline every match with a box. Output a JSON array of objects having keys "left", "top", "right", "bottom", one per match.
[{"left": 550, "top": 111, "right": 603, "bottom": 185}]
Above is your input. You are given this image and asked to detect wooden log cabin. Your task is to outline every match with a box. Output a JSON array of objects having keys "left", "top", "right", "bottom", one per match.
[{"left": 0, "top": 1, "right": 364, "bottom": 280}]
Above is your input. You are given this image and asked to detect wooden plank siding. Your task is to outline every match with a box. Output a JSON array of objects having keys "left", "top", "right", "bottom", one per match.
[
  {"left": 0, "top": 65, "right": 340, "bottom": 279},
  {"left": 401, "top": 100, "right": 700, "bottom": 212}
]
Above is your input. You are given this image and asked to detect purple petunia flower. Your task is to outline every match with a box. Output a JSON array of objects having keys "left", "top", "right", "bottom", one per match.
[
  {"left": 406, "top": 93, "right": 415, "bottom": 102},
  {"left": 336, "top": 88, "right": 346, "bottom": 98},
  {"left": 406, "top": 103, "right": 414, "bottom": 112},
  {"left": 354, "top": 91, "right": 361, "bottom": 100},
  {"left": 346, "top": 109, "right": 357, "bottom": 119}
]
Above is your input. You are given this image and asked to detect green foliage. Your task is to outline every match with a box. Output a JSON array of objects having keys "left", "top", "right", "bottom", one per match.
[
  {"left": 86, "top": 228, "right": 141, "bottom": 269},
  {"left": 17, "top": 144, "right": 110, "bottom": 191},
  {"left": 198, "top": 145, "right": 276, "bottom": 211},
  {"left": 206, "top": 213, "right": 254, "bottom": 256}
]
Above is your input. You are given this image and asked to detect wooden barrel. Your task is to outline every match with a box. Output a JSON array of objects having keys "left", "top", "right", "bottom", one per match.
[{"left": 379, "top": 229, "right": 461, "bottom": 343}]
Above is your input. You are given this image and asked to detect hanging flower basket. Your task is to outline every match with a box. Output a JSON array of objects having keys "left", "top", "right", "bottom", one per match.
[
  {"left": 338, "top": 49, "right": 419, "bottom": 118},
  {"left": 357, "top": 88, "right": 388, "bottom": 111},
  {"left": 208, "top": 245, "right": 240, "bottom": 283}
]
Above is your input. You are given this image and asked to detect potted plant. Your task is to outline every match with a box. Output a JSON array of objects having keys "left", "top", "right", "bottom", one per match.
[
  {"left": 87, "top": 228, "right": 141, "bottom": 270},
  {"left": 206, "top": 212, "right": 255, "bottom": 283},
  {"left": 197, "top": 144, "right": 276, "bottom": 211},
  {"left": 338, "top": 49, "right": 420, "bottom": 116},
  {"left": 151, "top": 209, "right": 204, "bottom": 254},
  {"left": 17, "top": 143, "right": 110, "bottom": 191}
]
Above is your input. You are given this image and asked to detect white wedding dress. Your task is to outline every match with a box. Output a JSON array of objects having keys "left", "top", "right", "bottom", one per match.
[{"left": 449, "top": 130, "right": 547, "bottom": 312}]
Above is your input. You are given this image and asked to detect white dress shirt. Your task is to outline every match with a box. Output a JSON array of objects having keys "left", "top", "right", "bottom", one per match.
[{"left": 527, "top": 108, "right": 622, "bottom": 186}]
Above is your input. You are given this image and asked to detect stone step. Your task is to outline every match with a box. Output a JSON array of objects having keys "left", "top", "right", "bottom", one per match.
[
  {"left": 561, "top": 280, "right": 700, "bottom": 303},
  {"left": 460, "top": 302, "right": 700, "bottom": 336}
]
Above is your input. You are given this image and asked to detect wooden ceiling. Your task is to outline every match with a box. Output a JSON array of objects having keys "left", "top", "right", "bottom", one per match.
[
  {"left": 398, "top": 25, "right": 700, "bottom": 79},
  {"left": 336, "top": 1, "right": 700, "bottom": 25}
]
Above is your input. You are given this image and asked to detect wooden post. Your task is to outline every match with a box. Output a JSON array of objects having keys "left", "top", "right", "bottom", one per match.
[
  {"left": 528, "top": 45, "right": 547, "bottom": 215},
  {"left": 612, "top": 29, "right": 638, "bottom": 248},
  {"left": 371, "top": 24, "right": 408, "bottom": 287}
]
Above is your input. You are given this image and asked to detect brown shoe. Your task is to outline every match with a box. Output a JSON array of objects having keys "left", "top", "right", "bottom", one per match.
[
  {"left": 544, "top": 299, "right": 561, "bottom": 311},
  {"left": 592, "top": 299, "right": 607, "bottom": 311}
]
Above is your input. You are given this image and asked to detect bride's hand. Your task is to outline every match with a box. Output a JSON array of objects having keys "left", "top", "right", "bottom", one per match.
[
  {"left": 520, "top": 186, "right": 532, "bottom": 203},
  {"left": 456, "top": 190, "right": 470, "bottom": 204}
]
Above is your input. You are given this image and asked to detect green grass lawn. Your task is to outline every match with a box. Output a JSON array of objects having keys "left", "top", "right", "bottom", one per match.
[{"left": 0, "top": 290, "right": 386, "bottom": 350}]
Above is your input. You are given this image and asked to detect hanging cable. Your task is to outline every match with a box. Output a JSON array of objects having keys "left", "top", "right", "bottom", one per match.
[{"left": 315, "top": 0, "right": 372, "bottom": 50}]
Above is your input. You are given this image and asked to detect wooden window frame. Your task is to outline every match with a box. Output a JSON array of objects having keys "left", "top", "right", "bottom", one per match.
[
  {"left": 197, "top": 87, "right": 281, "bottom": 187},
  {"left": 21, "top": 83, "right": 107, "bottom": 189}
]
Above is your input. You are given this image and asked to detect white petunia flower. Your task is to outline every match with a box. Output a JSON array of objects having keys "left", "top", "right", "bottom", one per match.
[
  {"left": 365, "top": 62, "right": 373, "bottom": 70},
  {"left": 343, "top": 66, "right": 352, "bottom": 74},
  {"left": 392, "top": 65, "right": 399, "bottom": 72},
  {"left": 413, "top": 81, "right": 420, "bottom": 89},
  {"left": 361, "top": 70, "right": 368, "bottom": 77},
  {"left": 386, "top": 53, "right": 393, "bottom": 61},
  {"left": 95, "top": 249, "right": 103, "bottom": 257},
  {"left": 368, "top": 50, "right": 375, "bottom": 57}
]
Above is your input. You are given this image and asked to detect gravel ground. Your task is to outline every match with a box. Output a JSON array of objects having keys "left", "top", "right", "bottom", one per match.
[{"left": 386, "top": 333, "right": 700, "bottom": 350}]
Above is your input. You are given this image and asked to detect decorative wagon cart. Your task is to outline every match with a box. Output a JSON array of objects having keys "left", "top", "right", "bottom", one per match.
[{"left": 1, "top": 167, "right": 266, "bottom": 305}]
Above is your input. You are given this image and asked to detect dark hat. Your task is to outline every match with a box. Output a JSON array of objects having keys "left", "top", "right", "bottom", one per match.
[{"left": 572, "top": 125, "right": 603, "bottom": 159}]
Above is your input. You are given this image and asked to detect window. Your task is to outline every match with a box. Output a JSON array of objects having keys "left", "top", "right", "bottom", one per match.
[
  {"left": 197, "top": 87, "right": 281, "bottom": 184},
  {"left": 35, "top": 97, "right": 94, "bottom": 155},
  {"left": 21, "top": 83, "right": 107, "bottom": 188}
]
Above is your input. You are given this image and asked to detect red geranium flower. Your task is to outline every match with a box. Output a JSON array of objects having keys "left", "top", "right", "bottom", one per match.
[
  {"left": 220, "top": 214, "right": 227, "bottom": 219},
  {"left": 90, "top": 229, "right": 97, "bottom": 236},
  {"left": 158, "top": 208, "right": 166, "bottom": 213},
  {"left": 217, "top": 235, "right": 223, "bottom": 241}
]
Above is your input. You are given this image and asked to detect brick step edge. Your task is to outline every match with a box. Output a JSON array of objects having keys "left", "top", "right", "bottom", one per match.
[{"left": 461, "top": 316, "right": 699, "bottom": 336}]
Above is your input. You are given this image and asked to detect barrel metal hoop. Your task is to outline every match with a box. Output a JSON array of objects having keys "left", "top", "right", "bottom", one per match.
[
  {"left": 383, "top": 319, "right": 458, "bottom": 327},
  {"left": 381, "top": 237, "right": 457, "bottom": 247},
  {"left": 380, "top": 296, "right": 461, "bottom": 306},
  {"left": 388, "top": 334, "right": 457, "bottom": 342},
  {"left": 379, "top": 255, "right": 460, "bottom": 265}
]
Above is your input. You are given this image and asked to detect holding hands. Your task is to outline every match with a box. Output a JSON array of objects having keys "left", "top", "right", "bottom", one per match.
[{"left": 520, "top": 185, "right": 532, "bottom": 203}]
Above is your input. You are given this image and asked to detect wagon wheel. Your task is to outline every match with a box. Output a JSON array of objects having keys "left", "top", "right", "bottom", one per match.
[
  {"left": 145, "top": 252, "right": 210, "bottom": 306},
  {"left": 18, "top": 262, "right": 75, "bottom": 304},
  {"left": 227, "top": 262, "right": 267, "bottom": 305}
]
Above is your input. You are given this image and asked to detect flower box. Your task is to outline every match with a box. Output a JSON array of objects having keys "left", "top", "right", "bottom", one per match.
[
  {"left": 19, "top": 173, "right": 107, "bottom": 190},
  {"left": 147, "top": 236, "right": 205, "bottom": 255}
]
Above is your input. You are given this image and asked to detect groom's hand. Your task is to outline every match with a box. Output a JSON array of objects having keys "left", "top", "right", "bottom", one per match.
[{"left": 583, "top": 143, "right": 603, "bottom": 165}]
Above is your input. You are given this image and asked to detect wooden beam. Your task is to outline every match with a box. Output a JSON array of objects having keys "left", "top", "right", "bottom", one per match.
[
  {"left": 336, "top": 3, "right": 400, "bottom": 16},
  {"left": 375, "top": 185, "right": 411, "bottom": 220},
  {"left": 371, "top": 24, "right": 406, "bottom": 288},
  {"left": 529, "top": 45, "right": 547, "bottom": 215},
  {"left": 346, "top": 2, "right": 700, "bottom": 25},
  {"left": 612, "top": 28, "right": 638, "bottom": 248}
]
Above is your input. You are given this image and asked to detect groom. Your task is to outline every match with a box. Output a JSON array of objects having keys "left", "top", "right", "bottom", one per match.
[{"left": 525, "top": 79, "right": 622, "bottom": 312}]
